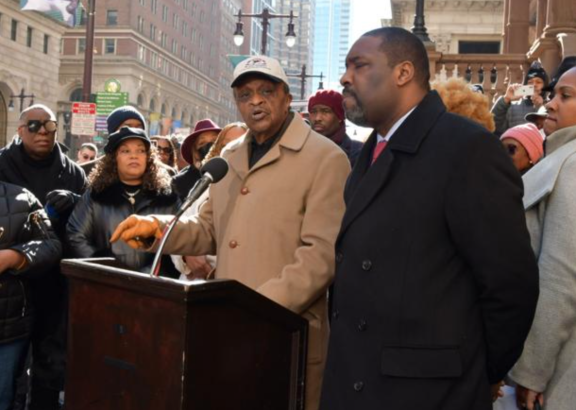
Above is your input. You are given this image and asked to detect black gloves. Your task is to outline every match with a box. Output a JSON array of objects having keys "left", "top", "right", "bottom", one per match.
[{"left": 45, "top": 190, "right": 81, "bottom": 215}]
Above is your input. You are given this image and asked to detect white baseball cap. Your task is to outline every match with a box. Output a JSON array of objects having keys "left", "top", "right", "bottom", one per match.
[{"left": 231, "top": 56, "right": 289, "bottom": 88}]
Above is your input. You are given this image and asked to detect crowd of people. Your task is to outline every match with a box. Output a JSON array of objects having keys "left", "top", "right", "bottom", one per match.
[{"left": 1, "top": 26, "right": 575, "bottom": 410}]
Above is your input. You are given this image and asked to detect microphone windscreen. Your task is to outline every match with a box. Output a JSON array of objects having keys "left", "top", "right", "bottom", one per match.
[{"left": 200, "top": 157, "right": 229, "bottom": 183}]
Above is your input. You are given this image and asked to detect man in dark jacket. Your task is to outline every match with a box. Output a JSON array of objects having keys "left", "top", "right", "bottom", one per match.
[
  {"left": 0, "top": 182, "right": 62, "bottom": 410},
  {"left": 319, "top": 27, "right": 539, "bottom": 410},
  {"left": 308, "top": 89, "right": 363, "bottom": 167},
  {"left": 0, "top": 104, "right": 86, "bottom": 409}
]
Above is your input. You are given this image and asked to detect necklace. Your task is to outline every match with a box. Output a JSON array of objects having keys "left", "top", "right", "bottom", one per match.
[{"left": 124, "top": 189, "right": 141, "bottom": 205}]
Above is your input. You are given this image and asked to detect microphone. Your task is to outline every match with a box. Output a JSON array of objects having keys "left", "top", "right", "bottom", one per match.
[
  {"left": 176, "top": 157, "right": 229, "bottom": 218},
  {"left": 150, "top": 157, "right": 229, "bottom": 277}
]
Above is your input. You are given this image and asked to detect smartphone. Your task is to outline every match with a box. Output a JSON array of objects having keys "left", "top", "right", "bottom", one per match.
[{"left": 514, "top": 85, "right": 535, "bottom": 98}]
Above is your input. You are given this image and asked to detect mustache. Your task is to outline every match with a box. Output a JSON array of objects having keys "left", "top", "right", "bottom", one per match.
[{"left": 342, "top": 87, "right": 358, "bottom": 100}]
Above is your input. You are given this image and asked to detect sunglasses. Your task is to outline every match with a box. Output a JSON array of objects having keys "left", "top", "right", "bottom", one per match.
[
  {"left": 24, "top": 120, "right": 58, "bottom": 134},
  {"left": 156, "top": 146, "right": 173, "bottom": 154},
  {"left": 504, "top": 144, "right": 518, "bottom": 156}
]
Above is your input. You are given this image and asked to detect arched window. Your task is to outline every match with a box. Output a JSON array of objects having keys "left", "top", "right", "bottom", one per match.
[
  {"left": 69, "top": 88, "right": 83, "bottom": 102},
  {"left": 149, "top": 99, "right": 156, "bottom": 112},
  {"left": 171, "top": 107, "right": 177, "bottom": 119},
  {"left": 161, "top": 103, "right": 167, "bottom": 116},
  {"left": 137, "top": 94, "right": 144, "bottom": 107}
]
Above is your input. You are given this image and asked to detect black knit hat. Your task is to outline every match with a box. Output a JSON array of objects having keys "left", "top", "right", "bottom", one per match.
[
  {"left": 543, "top": 56, "right": 576, "bottom": 92},
  {"left": 106, "top": 105, "right": 146, "bottom": 134},
  {"left": 524, "top": 61, "right": 549, "bottom": 86},
  {"left": 104, "top": 127, "right": 151, "bottom": 154}
]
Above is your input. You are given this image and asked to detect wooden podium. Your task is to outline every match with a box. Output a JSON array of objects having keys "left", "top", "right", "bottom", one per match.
[{"left": 61, "top": 258, "right": 308, "bottom": 410}]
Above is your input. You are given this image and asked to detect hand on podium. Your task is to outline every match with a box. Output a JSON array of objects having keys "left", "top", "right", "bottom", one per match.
[{"left": 110, "top": 215, "right": 163, "bottom": 249}]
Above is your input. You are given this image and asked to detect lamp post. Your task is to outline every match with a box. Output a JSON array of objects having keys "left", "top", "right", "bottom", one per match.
[
  {"left": 287, "top": 65, "right": 324, "bottom": 100},
  {"left": 82, "top": 0, "right": 96, "bottom": 102},
  {"left": 63, "top": 111, "right": 72, "bottom": 150},
  {"left": 411, "top": 0, "right": 431, "bottom": 43},
  {"left": 8, "top": 89, "right": 35, "bottom": 113},
  {"left": 233, "top": 8, "right": 297, "bottom": 55}
]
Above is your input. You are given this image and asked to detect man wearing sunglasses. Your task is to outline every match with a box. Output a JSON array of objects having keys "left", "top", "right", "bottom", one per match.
[{"left": 0, "top": 104, "right": 86, "bottom": 410}]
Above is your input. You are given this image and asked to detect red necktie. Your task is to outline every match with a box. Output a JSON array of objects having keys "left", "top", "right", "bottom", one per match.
[{"left": 371, "top": 140, "right": 387, "bottom": 164}]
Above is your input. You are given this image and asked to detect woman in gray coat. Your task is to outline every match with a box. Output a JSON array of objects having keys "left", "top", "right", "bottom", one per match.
[{"left": 510, "top": 67, "right": 576, "bottom": 410}]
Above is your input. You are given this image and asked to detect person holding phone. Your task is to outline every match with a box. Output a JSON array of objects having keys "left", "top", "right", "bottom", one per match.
[{"left": 492, "top": 62, "right": 549, "bottom": 136}]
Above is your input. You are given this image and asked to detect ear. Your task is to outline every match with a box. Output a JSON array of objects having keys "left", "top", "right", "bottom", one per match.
[{"left": 396, "top": 61, "right": 416, "bottom": 87}]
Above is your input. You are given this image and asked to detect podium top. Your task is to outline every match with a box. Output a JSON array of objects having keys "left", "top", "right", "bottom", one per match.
[{"left": 61, "top": 258, "right": 306, "bottom": 329}]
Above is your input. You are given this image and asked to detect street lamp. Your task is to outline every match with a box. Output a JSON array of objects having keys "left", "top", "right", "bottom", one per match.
[
  {"left": 287, "top": 65, "right": 324, "bottom": 100},
  {"left": 411, "top": 0, "right": 431, "bottom": 43},
  {"left": 233, "top": 8, "right": 298, "bottom": 55},
  {"left": 8, "top": 88, "right": 35, "bottom": 113}
]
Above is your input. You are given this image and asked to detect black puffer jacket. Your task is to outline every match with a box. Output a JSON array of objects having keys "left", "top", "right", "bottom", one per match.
[
  {"left": 0, "top": 182, "right": 62, "bottom": 344},
  {"left": 67, "top": 182, "right": 180, "bottom": 275}
]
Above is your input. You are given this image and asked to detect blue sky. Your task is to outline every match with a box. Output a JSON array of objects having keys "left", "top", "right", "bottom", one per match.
[{"left": 350, "top": 0, "right": 392, "bottom": 44}]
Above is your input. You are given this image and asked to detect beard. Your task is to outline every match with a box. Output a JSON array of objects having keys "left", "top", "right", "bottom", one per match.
[{"left": 342, "top": 88, "right": 370, "bottom": 127}]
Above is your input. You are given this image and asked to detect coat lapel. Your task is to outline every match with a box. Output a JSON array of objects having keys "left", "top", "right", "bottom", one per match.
[
  {"left": 226, "top": 137, "right": 250, "bottom": 181},
  {"left": 338, "top": 91, "right": 446, "bottom": 240}
]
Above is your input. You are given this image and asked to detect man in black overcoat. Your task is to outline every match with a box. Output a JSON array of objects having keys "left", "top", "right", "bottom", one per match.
[{"left": 319, "top": 27, "right": 539, "bottom": 410}]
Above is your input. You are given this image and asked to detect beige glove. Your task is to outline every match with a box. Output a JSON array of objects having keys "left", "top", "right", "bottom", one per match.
[{"left": 110, "top": 215, "right": 163, "bottom": 249}]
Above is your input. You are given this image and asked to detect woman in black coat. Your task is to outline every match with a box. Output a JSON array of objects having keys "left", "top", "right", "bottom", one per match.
[
  {"left": 67, "top": 127, "right": 179, "bottom": 276},
  {"left": 0, "top": 182, "right": 61, "bottom": 410}
]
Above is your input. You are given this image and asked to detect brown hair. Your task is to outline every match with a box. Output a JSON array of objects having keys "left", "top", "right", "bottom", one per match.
[
  {"left": 431, "top": 78, "right": 496, "bottom": 132},
  {"left": 88, "top": 145, "right": 172, "bottom": 194},
  {"left": 151, "top": 135, "right": 177, "bottom": 168},
  {"left": 202, "top": 122, "right": 248, "bottom": 165}
]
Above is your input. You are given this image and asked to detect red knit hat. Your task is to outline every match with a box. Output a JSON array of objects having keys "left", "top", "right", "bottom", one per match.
[
  {"left": 181, "top": 119, "right": 221, "bottom": 165},
  {"left": 501, "top": 123, "right": 544, "bottom": 164},
  {"left": 308, "top": 89, "right": 345, "bottom": 121}
]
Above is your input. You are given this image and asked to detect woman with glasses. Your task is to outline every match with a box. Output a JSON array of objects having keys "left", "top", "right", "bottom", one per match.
[
  {"left": 67, "top": 127, "right": 179, "bottom": 276},
  {"left": 508, "top": 67, "right": 576, "bottom": 410},
  {"left": 500, "top": 123, "right": 544, "bottom": 174},
  {"left": 151, "top": 136, "right": 177, "bottom": 170}
]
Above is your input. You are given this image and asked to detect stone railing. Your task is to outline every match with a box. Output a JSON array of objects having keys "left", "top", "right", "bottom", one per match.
[{"left": 429, "top": 53, "right": 530, "bottom": 103}]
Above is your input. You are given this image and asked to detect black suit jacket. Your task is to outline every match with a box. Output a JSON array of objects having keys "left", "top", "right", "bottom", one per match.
[{"left": 320, "top": 92, "right": 539, "bottom": 410}]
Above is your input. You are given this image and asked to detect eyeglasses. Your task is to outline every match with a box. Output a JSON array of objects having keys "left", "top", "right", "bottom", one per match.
[
  {"left": 23, "top": 120, "right": 57, "bottom": 134},
  {"left": 156, "top": 146, "right": 173, "bottom": 155},
  {"left": 504, "top": 144, "right": 518, "bottom": 156}
]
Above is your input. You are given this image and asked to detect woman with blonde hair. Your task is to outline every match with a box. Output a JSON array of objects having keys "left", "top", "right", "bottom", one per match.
[
  {"left": 172, "top": 122, "right": 248, "bottom": 280},
  {"left": 432, "top": 77, "right": 496, "bottom": 132}
]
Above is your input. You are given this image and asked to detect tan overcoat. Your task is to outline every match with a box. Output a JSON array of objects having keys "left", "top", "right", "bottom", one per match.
[{"left": 156, "top": 114, "right": 350, "bottom": 409}]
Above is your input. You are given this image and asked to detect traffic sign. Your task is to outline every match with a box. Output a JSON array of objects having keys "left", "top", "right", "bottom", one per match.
[
  {"left": 71, "top": 102, "right": 97, "bottom": 136},
  {"left": 96, "top": 92, "right": 129, "bottom": 116}
]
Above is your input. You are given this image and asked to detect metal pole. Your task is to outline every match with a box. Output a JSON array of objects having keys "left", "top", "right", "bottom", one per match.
[
  {"left": 261, "top": 8, "right": 270, "bottom": 55},
  {"left": 412, "top": 0, "right": 431, "bottom": 43},
  {"left": 300, "top": 65, "right": 306, "bottom": 100},
  {"left": 82, "top": 0, "right": 96, "bottom": 102}
]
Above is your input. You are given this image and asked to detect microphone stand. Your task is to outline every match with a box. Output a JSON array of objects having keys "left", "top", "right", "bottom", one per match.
[{"left": 149, "top": 174, "right": 214, "bottom": 277}]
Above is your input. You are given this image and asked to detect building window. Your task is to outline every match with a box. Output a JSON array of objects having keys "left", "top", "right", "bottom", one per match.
[
  {"left": 70, "top": 88, "right": 83, "bottom": 102},
  {"left": 26, "top": 26, "right": 33, "bottom": 47},
  {"left": 104, "top": 39, "right": 115, "bottom": 54},
  {"left": 106, "top": 10, "right": 118, "bottom": 26},
  {"left": 138, "top": 44, "right": 145, "bottom": 61},
  {"left": 137, "top": 16, "right": 144, "bottom": 33},
  {"left": 78, "top": 38, "right": 86, "bottom": 53},
  {"left": 173, "top": 13, "right": 179, "bottom": 30},
  {"left": 172, "top": 39, "right": 177, "bottom": 54},
  {"left": 182, "top": 21, "right": 187, "bottom": 37},
  {"left": 139, "top": 0, "right": 145, "bottom": 5},
  {"left": 161, "top": 32, "right": 167, "bottom": 47},
  {"left": 150, "top": 0, "right": 157, "bottom": 14},
  {"left": 43, "top": 34, "right": 49, "bottom": 54},
  {"left": 162, "top": 5, "right": 168, "bottom": 22},
  {"left": 150, "top": 24, "right": 156, "bottom": 40},
  {"left": 11, "top": 19, "right": 17, "bottom": 41},
  {"left": 150, "top": 99, "right": 156, "bottom": 112},
  {"left": 458, "top": 41, "right": 500, "bottom": 54},
  {"left": 137, "top": 94, "right": 144, "bottom": 107}
]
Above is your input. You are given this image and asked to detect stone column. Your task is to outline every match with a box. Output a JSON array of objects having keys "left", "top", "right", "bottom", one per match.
[
  {"left": 506, "top": 0, "right": 531, "bottom": 54},
  {"left": 536, "top": 0, "right": 548, "bottom": 38},
  {"left": 502, "top": 0, "right": 511, "bottom": 53}
]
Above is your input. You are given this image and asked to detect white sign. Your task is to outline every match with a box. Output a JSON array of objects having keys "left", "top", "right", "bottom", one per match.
[{"left": 71, "top": 102, "right": 97, "bottom": 136}]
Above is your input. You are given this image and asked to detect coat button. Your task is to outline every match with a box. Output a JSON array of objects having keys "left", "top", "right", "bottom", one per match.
[
  {"left": 336, "top": 252, "right": 343, "bottom": 263},
  {"left": 229, "top": 240, "right": 238, "bottom": 249},
  {"left": 332, "top": 309, "right": 339, "bottom": 320},
  {"left": 353, "top": 381, "right": 364, "bottom": 391},
  {"left": 357, "top": 319, "right": 367, "bottom": 331},
  {"left": 240, "top": 187, "right": 249, "bottom": 195},
  {"left": 361, "top": 260, "right": 372, "bottom": 271}
]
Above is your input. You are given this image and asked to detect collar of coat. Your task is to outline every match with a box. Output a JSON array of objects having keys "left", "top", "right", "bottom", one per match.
[
  {"left": 90, "top": 181, "right": 177, "bottom": 208},
  {"left": 523, "top": 124, "right": 576, "bottom": 210},
  {"left": 223, "top": 113, "right": 312, "bottom": 179}
]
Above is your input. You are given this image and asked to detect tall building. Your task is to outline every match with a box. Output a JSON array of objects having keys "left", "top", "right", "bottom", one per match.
[
  {"left": 0, "top": 0, "right": 66, "bottom": 146},
  {"left": 270, "top": 0, "right": 316, "bottom": 101},
  {"left": 312, "top": 0, "right": 351, "bottom": 91},
  {"left": 388, "top": 0, "right": 504, "bottom": 54},
  {"left": 59, "top": 0, "right": 238, "bottom": 151}
]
